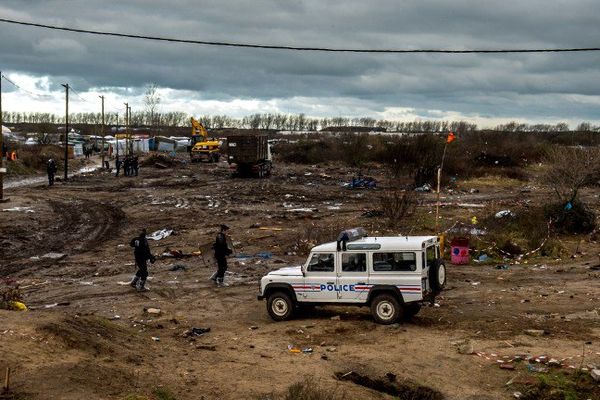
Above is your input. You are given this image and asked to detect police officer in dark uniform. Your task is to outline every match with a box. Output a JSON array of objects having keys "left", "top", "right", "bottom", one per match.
[
  {"left": 115, "top": 156, "right": 121, "bottom": 177},
  {"left": 47, "top": 158, "right": 57, "bottom": 186},
  {"left": 212, "top": 224, "right": 233, "bottom": 287},
  {"left": 133, "top": 155, "right": 139, "bottom": 176},
  {"left": 129, "top": 228, "right": 156, "bottom": 291}
]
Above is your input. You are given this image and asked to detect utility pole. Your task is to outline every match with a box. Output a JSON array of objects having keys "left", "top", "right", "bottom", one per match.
[
  {"left": 128, "top": 105, "right": 132, "bottom": 155},
  {"left": 62, "top": 84, "right": 69, "bottom": 181},
  {"left": 0, "top": 70, "right": 5, "bottom": 201},
  {"left": 99, "top": 95, "right": 105, "bottom": 169},
  {"left": 124, "top": 102, "right": 129, "bottom": 156},
  {"left": 115, "top": 112, "right": 119, "bottom": 163}
]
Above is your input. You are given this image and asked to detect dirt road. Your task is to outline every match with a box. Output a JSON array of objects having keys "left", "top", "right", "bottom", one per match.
[{"left": 1, "top": 160, "right": 599, "bottom": 399}]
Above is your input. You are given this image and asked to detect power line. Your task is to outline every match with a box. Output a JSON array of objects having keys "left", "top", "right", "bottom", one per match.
[
  {"left": 1, "top": 17, "right": 599, "bottom": 54},
  {"left": 0, "top": 73, "right": 52, "bottom": 98},
  {"left": 69, "top": 85, "right": 88, "bottom": 102}
]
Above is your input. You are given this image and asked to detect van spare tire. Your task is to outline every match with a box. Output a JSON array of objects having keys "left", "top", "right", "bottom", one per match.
[{"left": 429, "top": 259, "right": 446, "bottom": 293}]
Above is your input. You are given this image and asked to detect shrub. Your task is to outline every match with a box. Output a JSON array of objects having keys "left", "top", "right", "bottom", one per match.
[
  {"left": 380, "top": 190, "right": 416, "bottom": 227},
  {"left": 545, "top": 200, "right": 596, "bottom": 234},
  {"left": 0, "top": 278, "right": 23, "bottom": 310}
]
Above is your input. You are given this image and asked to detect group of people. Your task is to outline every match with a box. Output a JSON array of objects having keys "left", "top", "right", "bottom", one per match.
[
  {"left": 128, "top": 224, "right": 233, "bottom": 291},
  {"left": 115, "top": 155, "right": 139, "bottom": 177}
]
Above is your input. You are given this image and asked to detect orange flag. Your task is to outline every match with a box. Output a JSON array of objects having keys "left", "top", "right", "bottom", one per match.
[{"left": 446, "top": 132, "right": 456, "bottom": 144}]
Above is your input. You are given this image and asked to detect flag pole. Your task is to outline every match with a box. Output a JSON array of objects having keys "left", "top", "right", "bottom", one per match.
[{"left": 434, "top": 137, "right": 450, "bottom": 233}]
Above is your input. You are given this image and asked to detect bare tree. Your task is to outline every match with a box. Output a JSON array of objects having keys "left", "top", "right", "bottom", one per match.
[
  {"left": 543, "top": 146, "right": 600, "bottom": 203},
  {"left": 144, "top": 83, "right": 161, "bottom": 127}
]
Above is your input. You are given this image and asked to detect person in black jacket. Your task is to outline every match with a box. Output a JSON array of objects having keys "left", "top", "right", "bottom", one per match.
[
  {"left": 47, "top": 159, "right": 58, "bottom": 186},
  {"left": 212, "top": 224, "right": 233, "bottom": 287},
  {"left": 129, "top": 228, "right": 156, "bottom": 291}
]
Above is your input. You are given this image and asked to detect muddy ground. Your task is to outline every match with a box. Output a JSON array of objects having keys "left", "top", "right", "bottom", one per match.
[{"left": 1, "top": 157, "right": 599, "bottom": 400}]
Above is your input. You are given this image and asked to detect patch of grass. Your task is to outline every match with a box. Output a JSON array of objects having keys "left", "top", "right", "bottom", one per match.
[
  {"left": 151, "top": 388, "right": 177, "bottom": 400},
  {"left": 260, "top": 378, "right": 345, "bottom": 400},
  {"left": 461, "top": 175, "right": 525, "bottom": 188},
  {"left": 518, "top": 370, "right": 600, "bottom": 400}
]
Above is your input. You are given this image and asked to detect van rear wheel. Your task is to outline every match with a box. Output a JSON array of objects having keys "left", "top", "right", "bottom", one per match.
[{"left": 370, "top": 294, "right": 403, "bottom": 324}]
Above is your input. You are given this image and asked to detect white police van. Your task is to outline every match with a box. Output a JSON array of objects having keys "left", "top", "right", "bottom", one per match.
[{"left": 258, "top": 228, "right": 446, "bottom": 324}]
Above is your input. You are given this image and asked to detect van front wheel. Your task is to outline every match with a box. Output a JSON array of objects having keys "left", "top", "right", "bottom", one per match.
[{"left": 267, "top": 291, "right": 295, "bottom": 321}]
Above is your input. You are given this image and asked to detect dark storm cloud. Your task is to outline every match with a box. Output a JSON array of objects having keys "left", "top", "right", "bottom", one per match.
[{"left": 1, "top": 0, "right": 600, "bottom": 123}]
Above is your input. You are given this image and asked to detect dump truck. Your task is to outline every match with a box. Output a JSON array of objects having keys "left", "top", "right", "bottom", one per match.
[
  {"left": 189, "top": 118, "right": 221, "bottom": 162},
  {"left": 226, "top": 134, "right": 272, "bottom": 178}
]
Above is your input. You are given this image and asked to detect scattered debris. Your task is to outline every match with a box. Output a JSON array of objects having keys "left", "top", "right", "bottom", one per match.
[
  {"left": 287, "top": 208, "right": 318, "bottom": 213},
  {"left": 591, "top": 369, "right": 600, "bottom": 382},
  {"left": 145, "top": 308, "right": 162, "bottom": 315},
  {"left": 362, "top": 209, "right": 384, "bottom": 218},
  {"left": 41, "top": 252, "right": 67, "bottom": 260},
  {"left": 147, "top": 229, "right": 173, "bottom": 241},
  {"left": 452, "top": 339, "right": 474, "bottom": 355},
  {"left": 496, "top": 264, "right": 510, "bottom": 270},
  {"left": 344, "top": 177, "right": 377, "bottom": 189},
  {"left": 169, "top": 264, "right": 187, "bottom": 271},
  {"left": 184, "top": 327, "right": 211, "bottom": 337},
  {"left": 414, "top": 184, "right": 432, "bottom": 192},
  {"left": 330, "top": 315, "right": 341, "bottom": 321},
  {"left": 287, "top": 344, "right": 301, "bottom": 353},
  {"left": 524, "top": 329, "right": 546, "bottom": 337},
  {"left": 2, "top": 206, "right": 34, "bottom": 213},
  {"left": 495, "top": 210, "right": 515, "bottom": 218},
  {"left": 44, "top": 302, "right": 70, "bottom": 308},
  {"left": 151, "top": 336, "right": 160, "bottom": 342}
]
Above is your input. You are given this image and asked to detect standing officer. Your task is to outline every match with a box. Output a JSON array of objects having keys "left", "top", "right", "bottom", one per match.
[
  {"left": 129, "top": 228, "right": 156, "bottom": 291},
  {"left": 115, "top": 156, "right": 121, "bottom": 177},
  {"left": 47, "top": 158, "right": 57, "bottom": 186},
  {"left": 212, "top": 224, "right": 233, "bottom": 287}
]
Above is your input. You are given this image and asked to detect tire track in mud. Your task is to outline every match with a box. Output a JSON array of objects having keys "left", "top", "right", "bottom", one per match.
[
  {"left": 1, "top": 197, "right": 126, "bottom": 275},
  {"left": 47, "top": 198, "right": 126, "bottom": 252}
]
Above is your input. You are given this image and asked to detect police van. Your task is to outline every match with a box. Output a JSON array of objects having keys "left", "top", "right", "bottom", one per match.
[{"left": 257, "top": 228, "right": 446, "bottom": 324}]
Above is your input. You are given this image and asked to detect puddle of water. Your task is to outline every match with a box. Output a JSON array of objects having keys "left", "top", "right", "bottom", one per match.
[{"left": 4, "top": 164, "right": 101, "bottom": 189}]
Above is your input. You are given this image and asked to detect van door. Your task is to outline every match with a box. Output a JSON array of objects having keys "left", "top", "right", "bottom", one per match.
[
  {"left": 299, "top": 252, "right": 338, "bottom": 303},
  {"left": 337, "top": 252, "right": 370, "bottom": 302}
]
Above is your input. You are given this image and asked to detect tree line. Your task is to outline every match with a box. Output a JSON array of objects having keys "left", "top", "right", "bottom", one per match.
[{"left": 2, "top": 111, "right": 599, "bottom": 133}]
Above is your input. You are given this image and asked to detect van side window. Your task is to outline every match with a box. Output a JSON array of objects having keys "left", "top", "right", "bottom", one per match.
[
  {"left": 307, "top": 253, "right": 335, "bottom": 272},
  {"left": 342, "top": 253, "right": 366, "bottom": 272},
  {"left": 426, "top": 246, "right": 436, "bottom": 268},
  {"left": 373, "top": 252, "right": 417, "bottom": 271}
]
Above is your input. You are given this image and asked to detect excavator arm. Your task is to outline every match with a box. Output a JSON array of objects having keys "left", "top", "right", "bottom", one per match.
[{"left": 191, "top": 117, "right": 208, "bottom": 140}]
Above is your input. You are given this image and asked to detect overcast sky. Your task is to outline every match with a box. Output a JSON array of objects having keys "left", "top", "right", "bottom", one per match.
[{"left": 1, "top": 0, "right": 600, "bottom": 128}]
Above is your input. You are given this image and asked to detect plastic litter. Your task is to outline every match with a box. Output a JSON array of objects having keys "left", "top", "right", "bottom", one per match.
[
  {"left": 9, "top": 301, "right": 27, "bottom": 311},
  {"left": 148, "top": 229, "right": 173, "bottom": 241},
  {"left": 495, "top": 210, "right": 515, "bottom": 218},
  {"left": 414, "top": 183, "right": 432, "bottom": 192},
  {"left": 287, "top": 344, "right": 301, "bottom": 353},
  {"left": 184, "top": 327, "right": 211, "bottom": 337}
]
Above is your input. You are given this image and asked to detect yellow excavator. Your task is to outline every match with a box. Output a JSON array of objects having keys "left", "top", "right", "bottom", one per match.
[{"left": 189, "top": 117, "right": 221, "bottom": 162}]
